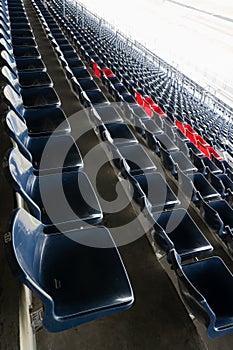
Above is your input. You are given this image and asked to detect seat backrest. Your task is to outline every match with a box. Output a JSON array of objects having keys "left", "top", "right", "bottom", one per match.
[
  {"left": 160, "top": 146, "right": 176, "bottom": 172},
  {"left": 152, "top": 217, "right": 174, "bottom": 253},
  {"left": 0, "top": 50, "right": 17, "bottom": 74},
  {"left": 3, "top": 110, "right": 31, "bottom": 160},
  {"left": 206, "top": 167, "right": 225, "bottom": 196},
  {"left": 190, "top": 149, "right": 206, "bottom": 174},
  {"left": 3, "top": 84, "right": 24, "bottom": 116},
  {"left": 176, "top": 135, "right": 189, "bottom": 156},
  {"left": 3, "top": 148, "right": 37, "bottom": 213},
  {"left": 177, "top": 166, "right": 195, "bottom": 199},
  {"left": 0, "top": 37, "right": 13, "bottom": 53},
  {"left": 199, "top": 197, "right": 224, "bottom": 235},
  {"left": 9, "top": 208, "right": 44, "bottom": 283},
  {"left": 169, "top": 249, "right": 204, "bottom": 303},
  {"left": 1, "top": 65, "right": 20, "bottom": 93},
  {"left": 0, "top": 27, "right": 11, "bottom": 41}
]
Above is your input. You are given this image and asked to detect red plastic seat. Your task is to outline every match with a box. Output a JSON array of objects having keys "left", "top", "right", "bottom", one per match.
[
  {"left": 135, "top": 92, "right": 144, "bottom": 106},
  {"left": 143, "top": 99, "right": 153, "bottom": 117},
  {"left": 196, "top": 139, "right": 211, "bottom": 158},
  {"left": 144, "top": 97, "right": 165, "bottom": 116},
  {"left": 208, "top": 147, "right": 223, "bottom": 161},
  {"left": 102, "top": 68, "right": 115, "bottom": 78},
  {"left": 175, "top": 118, "right": 186, "bottom": 134},
  {"left": 92, "top": 61, "right": 101, "bottom": 78},
  {"left": 184, "top": 124, "right": 198, "bottom": 144}
]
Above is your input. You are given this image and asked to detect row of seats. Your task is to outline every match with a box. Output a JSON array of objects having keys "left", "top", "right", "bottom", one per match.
[
  {"left": 50, "top": 0, "right": 233, "bottom": 171},
  {"left": 1, "top": 0, "right": 134, "bottom": 332},
  {"left": 43, "top": 0, "right": 233, "bottom": 338},
  {"left": 50, "top": 2, "right": 233, "bottom": 208},
  {"left": 49, "top": 0, "right": 233, "bottom": 254},
  {"left": 64, "top": 0, "right": 233, "bottom": 157},
  {"left": 2, "top": 0, "right": 233, "bottom": 338}
]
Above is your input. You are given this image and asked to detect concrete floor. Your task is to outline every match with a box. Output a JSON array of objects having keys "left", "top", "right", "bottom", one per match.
[{"left": 1, "top": 0, "right": 233, "bottom": 349}]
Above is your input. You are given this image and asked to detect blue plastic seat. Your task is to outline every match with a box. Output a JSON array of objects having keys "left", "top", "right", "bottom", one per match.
[
  {"left": 5, "top": 208, "right": 134, "bottom": 332},
  {"left": 190, "top": 151, "right": 221, "bottom": 175},
  {"left": 178, "top": 167, "right": 221, "bottom": 204},
  {"left": 117, "top": 144, "right": 156, "bottom": 176},
  {"left": 12, "top": 37, "right": 37, "bottom": 47},
  {"left": 141, "top": 118, "right": 163, "bottom": 137},
  {"left": 200, "top": 198, "right": 233, "bottom": 237},
  {"left": 212, "top": 154, "right": 233, "bottom": 173},
  {"left": 4, "top": 148, "right": 103, "bottom": 231},
  {"left": 133, "top": 172, "right": 180, "bottom": 212},
  {"left": 3, "top": 84, "right": 70, "bottom": 136},
  {"left": 160, "top": 147, "right": 197, "bottom": 178},
  {"left": 2, "top": 66, "right": 60, "bottom": 109},
  {"left": 17, "top": 70, "right": 53, "bottom": 88},
  {"left": 92, "top": 105, "right": 123, "bottom": 124},
  {"left": 80, "top": 89, "right": 109, "bottom": 107},
  {"left": 11, "top": 22, "right": 32, "bottom": 30},
  {"left": 207, "top": 169, "right": 233, "bottom": 200},
  {"left": 155, "top": 133, "right": 179, "bottom": 153},
  {"left": 152, "top": 209, "right": 213, "bottom": 260},
  {"left": 171, "top": 249, "right": 233, "bottom": 338},
  {"left": 15, "top": 57, "right": 46, "bottom": 71},
  {"left": 103, "top": 123, "right": 138, "bottom": 146},
  {"left": 3, "top": 110, "right": 83, "bottom": 175},
  {"left": 0, "top": 50, "right": 18, "bottom": 74},
  {"left": 71, "top": 77, "right": 99, "bottom": 97},
  {"left": 14, "top": 46, "right": 41, "bottom": 60}
]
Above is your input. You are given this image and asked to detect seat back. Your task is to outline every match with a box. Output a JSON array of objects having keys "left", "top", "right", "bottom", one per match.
[
  {"left": 177, "top": 166, "right": 195, "bottom": 200},
  {"left": 3, "top": 110, "right": 31, "bottom": 160},
  {"left": 170, "top": 249, "right": 212, "bottom": 327},
  {"left": 170, "top": 249, "right": 204, "bottom": 303},
  {"left": 1, "top": 65, "right": 20, "bottom": 93},
  {"left": 3, "top": 84, "right": 24, "bottom": 116},
  {"left": 3, "top": 148, "right": 40, "bottom": 218},
  {"left": 152, "top": 218, "right": 174, "bottom": 253},
  {"left": 190, "top": 149, "right": 206, "bottom": 174},
  {"left": 0, "top": 37, "right": 13, "bottom": 53},
  {"left": 160, "top": 146, "right": 176, "bottom": 174},
  {"left": 3, "top": 147, "right": 33, "bottom": 191},
  {"left": 0, "top": 27, "right": 11, "bottom": 40},
  {"left": 0, "top": 50, "right": 17, "bottom": 74},
  {"left": 8, "top": 208, "right": 44, "bottom": 283}
]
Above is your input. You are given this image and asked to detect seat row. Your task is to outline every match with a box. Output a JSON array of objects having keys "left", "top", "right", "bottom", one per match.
[
  {"left": 32, "top": 0, "right": 221, "bottom": 267},
  {"left": 1, "top": 0, "right": 134, "bottom": 332},
  {"left": 42, "top": 0, "right": 233, "bottom": 338},
  {"left": 47, "top": 0, "right": 233, "bottom": 239},
  {"left": 46, "top": 0, "right": 233, "bottom": 244},
  {"left": 51, "top": 0, "right": 232, "bottom": 168},
  {"left": 62, "top": 0, "right": 233, "bottom": 152}
]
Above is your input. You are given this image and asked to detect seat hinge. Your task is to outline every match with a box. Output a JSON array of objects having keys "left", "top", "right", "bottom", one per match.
[{"left": 30, "top": 307, "right": 43, "bottom": 334}]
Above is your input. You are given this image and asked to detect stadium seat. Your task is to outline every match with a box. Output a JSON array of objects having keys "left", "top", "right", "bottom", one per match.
[
  {"left": 4, "top": 148, "right": 103, "bottom": 231},
  {"left": 177, "top": 167, "right": 221, "bottom": 204},
  {"left": 171, "top": 249, "right": 233, "bottom": 338},
  {"left": 160, "top": 147, "right": 197, "bottom": 178},
  {"left": 5, "top": 208, "right": 134, "bottom": 332},
  {"left": 133, "top": 172, "right": 180, "bottom": 211},
  {"left": 102, "top": 123, "right": 138, "bottom": 146},
  {"left": 3, "top": 84, "right": 70, "bottom": 136},
  {"left": 3, "top": 110, "right": 83, "bottom": 175},
  {"left": 153, "top": 209, "right": 213, "bottom": 260},
  {"left": 1, "top": 66, "right": 60, "bottom": 109},
  {"left": 199, "top": 197, "right": 233, "bottom": 238}
]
